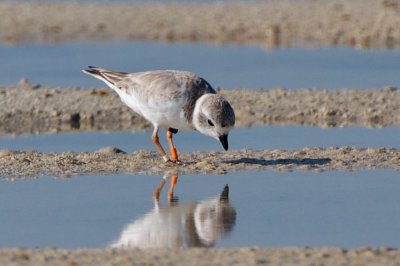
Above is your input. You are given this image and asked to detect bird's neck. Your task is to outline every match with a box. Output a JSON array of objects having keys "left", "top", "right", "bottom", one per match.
[{"left": 191, "top": 94, "right": 210, "bottom": 131}]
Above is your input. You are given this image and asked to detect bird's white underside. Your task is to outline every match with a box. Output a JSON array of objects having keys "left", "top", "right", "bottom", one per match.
[{"left": 113, "top": 83, "right": 194, "bottom": 131}]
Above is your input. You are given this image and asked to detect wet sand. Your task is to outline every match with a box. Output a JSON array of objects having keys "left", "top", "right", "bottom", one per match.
[
  {"left": 0, "top": 147, "right": 399, "bottom": 179},
  {"left": 1, "top": 0, "right": 400, "bottom": 49},
  {"left": 1, "top": 83, "right": 399, "bottom": 136},
  {"left": 1, "top": 247, "right": 400, "bottom": 266}
]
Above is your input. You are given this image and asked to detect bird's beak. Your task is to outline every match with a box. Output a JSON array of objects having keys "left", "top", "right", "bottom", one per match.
[
  {"left": 220, "top": 184, "right": 229, "bottom": 202},
  {"left": 219, "top": 134, "right": 229, "bottom": 151}
]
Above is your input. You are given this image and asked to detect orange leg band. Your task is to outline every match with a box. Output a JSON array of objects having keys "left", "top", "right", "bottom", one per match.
[
  {"left": 171, "top": 175, "right": 178, "bottom": 185},
  {"left": 170, "top": 147, "right": 178, "bottom": 161},
  {"left": 168, "top": 176, "right": 178, "bottom": 202}
]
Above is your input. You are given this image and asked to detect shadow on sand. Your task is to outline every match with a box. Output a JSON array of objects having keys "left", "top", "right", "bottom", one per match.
[{"left": 225, "top": 157, "right": 331, "bottom": 166}]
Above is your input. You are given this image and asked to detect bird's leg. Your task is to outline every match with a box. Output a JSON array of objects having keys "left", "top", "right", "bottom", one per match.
[
  {"left": 168, "top": 175, "right": 178, "bottom": 202},
  {"left": 152, "top": 176, "right": 167, "bottom": 201},
  {"left": 167, "top": 128, "right": 181, "bottom": 164},
  {"left": 152, "top": 176, "right": 179, "bottom": 203},
  {"left": 151, "top": 126, "right": 170, "bottom": 162}
]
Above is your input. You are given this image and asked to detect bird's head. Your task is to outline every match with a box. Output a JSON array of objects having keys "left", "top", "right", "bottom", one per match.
[{"left": 192, "top": 94, "right": 235, "bottom": 151}]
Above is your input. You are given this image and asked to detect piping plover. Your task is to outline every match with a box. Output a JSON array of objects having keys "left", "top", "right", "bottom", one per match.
[{"left": 82, "top": 66, "right": 235, "bottom": 163}]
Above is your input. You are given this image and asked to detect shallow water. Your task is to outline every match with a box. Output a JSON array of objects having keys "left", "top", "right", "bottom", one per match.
[
  {"left": 1, "top": 126, "right": 399, "bottom": 153},
  {"left": 1, "top": 170, "right": 400, "bottom": 248},
  {"left": 1, "top": 42, "right": 399, "bottom": 89}
]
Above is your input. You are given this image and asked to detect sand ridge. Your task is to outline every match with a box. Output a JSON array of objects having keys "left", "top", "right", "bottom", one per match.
[
  {"left": 0, "top": 1, "right": 400, "bottom": 49},
  {"left": 0, "top": 147, "right": 399, "bottom": 179},
  {"left": 1, "top": 84, "right": 399, "bottom": 136},
  {"left": 1, "top": 247, "right": 400, "bottom": 266}
]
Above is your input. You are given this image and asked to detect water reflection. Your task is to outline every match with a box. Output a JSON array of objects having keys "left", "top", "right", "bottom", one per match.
[
  {"left": 111, "top": 176, "right": 236, "bottom": 248},
  {"left": 2, "top": 171, "right": 400, "bottom": 248}
]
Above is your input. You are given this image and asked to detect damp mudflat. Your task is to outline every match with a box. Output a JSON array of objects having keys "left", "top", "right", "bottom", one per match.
[{"left": 1, "top": 170, "right": 400, "bottom": 249}]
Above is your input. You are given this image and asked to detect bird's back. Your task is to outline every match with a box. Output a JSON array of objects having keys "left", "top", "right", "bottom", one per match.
[
  {"left": 125, "top": 70, "right": 215, "bottom": 104},
  {"left": 125, "top": 70, "right": 216, "bottom": 128}
]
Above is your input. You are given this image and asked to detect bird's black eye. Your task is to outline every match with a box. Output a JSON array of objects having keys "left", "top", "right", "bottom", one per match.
[{"left": 208, "top": 119, "right": 214, "bottom": 127}]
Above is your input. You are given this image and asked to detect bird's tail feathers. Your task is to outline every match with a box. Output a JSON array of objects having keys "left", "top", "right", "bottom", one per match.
[
  {"left": 82, "top": 66, "right": 108, "bottom": 82},
  {"left": 82, "top": 66, "right": 127, "bottom": 87}
]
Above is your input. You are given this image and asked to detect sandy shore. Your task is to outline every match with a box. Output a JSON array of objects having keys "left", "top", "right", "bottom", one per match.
[
  {"left": 1, "top": 247, "right": 400, "bottom": 266},
  {"left": 1, "top": 83, "right": 399, "bottom": 136},
  {"left": 1, "top": 0, "right": 400, "bottom": 49},
  {"left": 1, "top": 84, "right": 400, "bottom": 178},
  {"left": 1, "top": 147, "right": 399, "bottom": 178}
]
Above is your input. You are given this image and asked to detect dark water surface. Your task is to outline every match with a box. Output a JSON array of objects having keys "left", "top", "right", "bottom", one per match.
[{"left": 1, "top": 170, "right": 399, "bottom": 248}]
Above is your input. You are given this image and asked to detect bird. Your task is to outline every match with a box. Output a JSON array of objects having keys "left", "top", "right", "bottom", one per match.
[{"left": 82, "top": 66, "right": 235, "bottom": 163}]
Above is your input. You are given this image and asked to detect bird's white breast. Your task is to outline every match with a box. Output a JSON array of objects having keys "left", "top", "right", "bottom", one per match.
[{"left": 115, "top": 85, "right": 192, "bottom": 130}]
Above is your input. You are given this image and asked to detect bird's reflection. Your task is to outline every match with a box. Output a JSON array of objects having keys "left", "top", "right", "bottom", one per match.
[{"left": 111, "top": 175, "right": 236, "bottom": 248}]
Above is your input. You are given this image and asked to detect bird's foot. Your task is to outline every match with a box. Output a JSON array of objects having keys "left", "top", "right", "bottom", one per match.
[
  {"left": 163, "top": 155, "right": 184, "bottom": 165},
  {"left": 165, "top": 159, "right": 184, "bottom": 165},
  {"left": 152, "top": 191, "right": 161, "bottom": 201},
  {"left": 168, "top": 194, "right": 179, "bottom": 203},
  {"left": 172, "top": 159, "right": 184, "bottom": 165}
]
